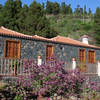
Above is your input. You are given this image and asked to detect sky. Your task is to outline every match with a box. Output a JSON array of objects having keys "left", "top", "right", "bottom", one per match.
[{"left": 0, "top": 0, "right": 100, "bottom": 13}]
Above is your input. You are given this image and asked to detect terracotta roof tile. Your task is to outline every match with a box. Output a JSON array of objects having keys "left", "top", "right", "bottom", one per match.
[
  {"left": 51, "top": 36, "right": 100, "bottom": 49},
  {"left": 0, "top": 27, "right": 99, "bottom": 49},
  {"left": 0, "top": 26, "right": 32, "bottom": 38},
  {"left": 0, "top": 26, "right": 50, "bottom": 41}
]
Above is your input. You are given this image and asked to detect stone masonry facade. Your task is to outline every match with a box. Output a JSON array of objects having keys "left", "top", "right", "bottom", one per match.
[{"left": 0, "top": 35, "right": 100, "bottom": 62}]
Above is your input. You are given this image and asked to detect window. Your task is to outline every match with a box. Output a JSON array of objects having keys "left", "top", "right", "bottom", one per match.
[
  {"left": 88, "top": 51, "right": 96, "bottom": 63},
  {"left": 46, "top": 45, "right": 54, "bottom": 60},
  {"left": 79, "top": 49, "right": 86, "bottom": 63},
  {"left": 5, "top": 40, "right": 21, "bottom": 59}
]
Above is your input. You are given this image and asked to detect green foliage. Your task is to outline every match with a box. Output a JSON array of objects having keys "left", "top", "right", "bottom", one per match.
[
  {"left": 88, "top": 8, "right": 92, "bottom": 16},
  {"left": 0, "top": 0, "right": 57, "bottom": 38},
  {"left": 0, "top": 0, "right": 15, "bottom": 29},
  {"left": 74, "top": 5, "right": 80, "bottom": 16},
  {"left": 47, "top": 15, "right": 94, "bottom": 40},
  {"left": 46, "top": 0, "right": 53, "bottom": 14},
  {"left": 93, "top": 7, "right": 100, "bottom": 45},
  {"left": 14, "top": 95, "right": 23, "bottom": 100},
  {"left": 84, "top": 5, "right": 87, "bottom": 16},
  {"left": 60, "top": 2, "right": 67, "bottom": 14},
  {"left": 52, "top": 2, "right": 60, "bottom": 15},
  {"left": 46, "top": 1, "right": 60, "bottom": 15}
]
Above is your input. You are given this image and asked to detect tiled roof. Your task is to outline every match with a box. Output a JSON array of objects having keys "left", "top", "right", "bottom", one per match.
[
  {"left": 0, "top": 26, "right": 50, "bottom": 41},
  {"left": 0, "top": 26, "right": 100, "bottom": 49},
  {"left": 0, "top": 26, "right": 32, "bottom": 38},
  {"left": 51, "top": 36, "right": 100, "bottom": 49}
]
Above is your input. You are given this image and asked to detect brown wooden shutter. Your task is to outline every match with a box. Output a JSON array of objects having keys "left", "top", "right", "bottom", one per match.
[
  {"left": 5, "top": 40, "right": 20, "bottom": 59},
  {"left": 79, "top": 49, "right": 86, "bottom": 63},
  {"left": 46, "top": 45, "right": 54, "bottom": 60},
  {"left": 88, "top": 51, "right": 96, "bottom": 63}
]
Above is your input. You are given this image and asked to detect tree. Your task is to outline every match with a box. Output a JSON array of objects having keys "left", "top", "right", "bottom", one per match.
[
  {"left": 0, "top": 4, "right": 3, "bottom": 26},
  {"left": 0, "top": 0, "right": 58, "bottom": 38},
  {"left": 93, "top": 7, "right": 100, "bottom": 45},
  {"left": 0, "top": 4, "right": 2, "bottom": 10},
  {"left": 46, "top": 0, "right": 53, "bottom": 14},
  {"left": 14, "top": 0, "right": 22, "bottom": 31},
  {"left": 88, "top": 8, "right": 92, "bottom": 16},
  {"left": 74, "top": 5, "right": 80, "bottom": 16},
  {"left": 0, "top": 0, "right": 16, "bottom": 29},
  {"left": 52, "top": 2, "right": 60, "bottom": 15},
  {"left": 60, "top": 2, "right": 67, "bottom": 14},
  {"left": 80, "top": 8, "right": 83, "bottom": 15},
  {"left": 24, "top": 1, "right": 42, "bottom": 35},
  {"left": 24, "top": 1, "right": 57, "bottom": 37},
  {"left": 17, "top": 4, "right": 29, "bottom": 34},
  {"left": 84, "top": 5, "right": 87, "bottom": 16},
  {"left": 66, "top": 4, "right": 72, "bottom": 15}
]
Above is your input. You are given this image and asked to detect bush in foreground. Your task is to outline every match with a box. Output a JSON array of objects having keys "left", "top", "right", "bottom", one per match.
[
  {"left": 15, "top": 59, "right": 86, "bottom": 99},
  {"left": 2, "top": 59, "right": 99, "bottom": 100}
]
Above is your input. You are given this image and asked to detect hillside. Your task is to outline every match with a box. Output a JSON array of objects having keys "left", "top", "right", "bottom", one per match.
[{"left": 47, "top": 15, "right": 95, "bottom": 44}]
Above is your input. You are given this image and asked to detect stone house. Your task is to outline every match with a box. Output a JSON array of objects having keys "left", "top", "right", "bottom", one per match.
[{"left": 0, "top": 26, "right": 100, "bottom": 64}]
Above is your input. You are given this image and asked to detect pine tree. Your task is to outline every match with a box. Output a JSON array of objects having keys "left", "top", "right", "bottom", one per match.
[
  {"left": 0, "top": 0, "right": 16, "bottom": 29},
  {"left": 46, "top": 0, "right": 53, "bottom": 14},
  {"left": 84, "top": 5, "right": 87, "bottom": 16},
  {"left": 0, "top": 4, "right": 2, "bottom": 10},
  {"left": 0, "top": 4, "right": 3, "bottom": 26},
  {"left": 60, "top": 2, "right": 67, "bottom": 14},
  {"left": 74, "top": 5, "right": 80, "bottom": 16},
  {"left": 80, "top": 8, "right": 83, "bottom": 15},
  {"left": 52, "top": 2, "right": 60, "bottom": 15},
  {"left": 24, "top": 1, "right": 57, "bottom": 37},
  {"left": 66, "top": 4, "right": 72, "bottom": 15},
  {"left": 17, "top": 4, "right": 29, "bottom": 34},
  {"left": 88, "top": 8, "right": 92, "bottom": 16},
  {"left": 14, "top": 0, "right": 22, "bottom": 31},
  {"left": 94, "top": 7, "right": 100, "bottom": 45}
]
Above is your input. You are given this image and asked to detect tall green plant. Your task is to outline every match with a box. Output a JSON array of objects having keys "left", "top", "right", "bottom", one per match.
[{"left": 94, "top": 7, "right": 100, "bottom": 45}]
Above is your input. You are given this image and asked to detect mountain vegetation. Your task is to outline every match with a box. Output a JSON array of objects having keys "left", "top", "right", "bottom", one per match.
[{"left": 0, "top": 0, "right": 100, "bottom": 45}]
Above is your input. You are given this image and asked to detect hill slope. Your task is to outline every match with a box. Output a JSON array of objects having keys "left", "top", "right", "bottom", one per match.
[{"left": 47, "top": 15, "right": 95, "bottom": 44}]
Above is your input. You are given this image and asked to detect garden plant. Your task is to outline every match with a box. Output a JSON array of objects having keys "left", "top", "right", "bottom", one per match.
[{"left": 0, "top": 59, "right": 100, "bottom": 100}]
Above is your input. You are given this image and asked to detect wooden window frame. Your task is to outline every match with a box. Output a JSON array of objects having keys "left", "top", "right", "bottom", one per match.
[
  {"left": 88, "top": 50, "right": 96, "bottom": 63},
  {"left": 79, "top": 49, "right": 86, "bottom": 63},
  {"left": 4, "top": 39, "right": 21, "bottom": 59},
  {"left": 46, "top": 45, "right": 54, "bottom": 61}
]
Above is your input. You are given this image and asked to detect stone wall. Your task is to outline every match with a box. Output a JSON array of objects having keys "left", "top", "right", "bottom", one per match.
[{"left": 0, "top": 35, "right": 100, "bottom": 62}]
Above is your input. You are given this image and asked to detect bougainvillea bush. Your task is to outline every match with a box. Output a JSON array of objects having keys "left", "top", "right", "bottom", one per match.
[{"left": 14, "top": 59, "right": 99, "bottom": 99}]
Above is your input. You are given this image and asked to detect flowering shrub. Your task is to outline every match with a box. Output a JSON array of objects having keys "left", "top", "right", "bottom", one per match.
[
  {"left": 81, "top": 77, "right": 100, "bottom": 100},
  {"left": 0, "top": 59, "right": 100, "bottom": 100},
  {"left": 15, "top": 59, "right": 87, "bottom": 99}
]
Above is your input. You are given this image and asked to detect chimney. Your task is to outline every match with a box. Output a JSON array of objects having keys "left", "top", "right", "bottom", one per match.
[{"left": 82, "top": 35, "right": 89, "bottom": 44}]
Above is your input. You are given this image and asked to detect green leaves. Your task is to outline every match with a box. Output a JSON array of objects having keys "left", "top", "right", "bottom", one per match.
[
  {"left": 94, "top": 7, "right": 100, "bottom": 45},
  {"left": 0, "top": 0, "right": 57, "bottom": 38}
]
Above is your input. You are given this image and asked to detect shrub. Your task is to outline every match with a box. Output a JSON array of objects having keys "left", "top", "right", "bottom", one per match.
[{"left": 15, "top": 59, "right": 86, "bottom": 99}]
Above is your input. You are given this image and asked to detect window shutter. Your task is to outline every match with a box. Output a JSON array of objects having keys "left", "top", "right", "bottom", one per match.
[
  {"left": 5, "top": 40, "right": 20, "bottom": 59},
  {"left": 46, "top": 45, "right": 54, "bottom": 60},
  {"left": 88, "top": 51, "right": 96, "bottom": 63},
  {"left": 79, "top": 49, "right": 86, "bottom": 63}
]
